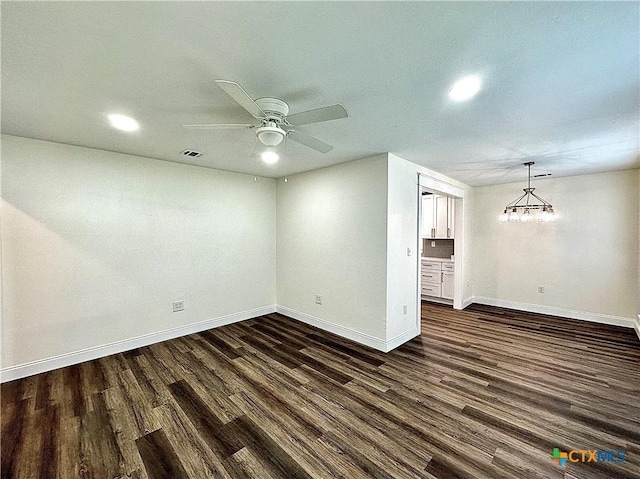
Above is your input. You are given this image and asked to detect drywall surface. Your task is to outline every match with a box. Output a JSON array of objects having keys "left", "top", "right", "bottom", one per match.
[
  {"left": 386, "top": 154, "right": 420, "bottom": 340},
  {"left": 461, "top": 189, "right": 474, "bottom": 304},
  {"left": 1, "top": 135, "right": 277, "bottom": 368},
  {"left": 276, "top": 155, "right": 389, "bottom": 342},
  {"left": 472, "top": 169, "right": 639, "bottom": 320}
]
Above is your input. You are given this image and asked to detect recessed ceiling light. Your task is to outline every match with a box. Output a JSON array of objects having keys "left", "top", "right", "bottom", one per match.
[
  {"left": 448, "top": 75, "right": 482, "bottom": 102},
  {"left": 261, "top": 151, "right": 279, "bottom": 164},
  {"left": 108, "top": 113, "right": 139, "bottom": 132}
]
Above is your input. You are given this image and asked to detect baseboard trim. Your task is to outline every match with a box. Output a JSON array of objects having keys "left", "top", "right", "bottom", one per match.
[
  {"left": 5, "top": 300, "right": 636, "bottom": 383},
  {"left": 471, "top": 296, "right": 636, "bottom": 330},
  {"left": 276, "top": 305, "right": 391, "bottom": 352},
  {"left": 461, "top": 296, "right": 474, "bottom": 309},
  {"left": 384, "top": 327, "right": 420, "bottom": 352},
  {"left": 421, "top": 296, "right": 453, "bottom": 306},
  {"left": 0, "top": 305, "right": 276, "bottom": 383}
]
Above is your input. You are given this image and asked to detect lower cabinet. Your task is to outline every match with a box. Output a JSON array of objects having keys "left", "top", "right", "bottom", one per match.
[
  {"left": 441, "top": 272, "right": 454, "bottom": 299},
  {"left": 421, "top": 259, "right": 454, "bottom": 300},
  {"left": 422, "top": 281, "right": 442, "bottom": 297}
]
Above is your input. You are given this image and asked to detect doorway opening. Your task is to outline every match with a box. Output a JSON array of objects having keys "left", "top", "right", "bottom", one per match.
[{"left": 416, "top": 175, "right": 465, "bottom": 334}]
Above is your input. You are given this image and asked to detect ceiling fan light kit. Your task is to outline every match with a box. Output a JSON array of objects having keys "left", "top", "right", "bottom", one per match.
[
  {"left": 256, "top": 123, "right": 285, "bottom": 147},
  {"left": 499, "top": 162, "right": 556, "bottom": 223},
  {"left": 183, "top": 80, "right": 348, "bottom": 164}
]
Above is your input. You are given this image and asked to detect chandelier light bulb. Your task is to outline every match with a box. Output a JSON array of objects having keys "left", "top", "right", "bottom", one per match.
[
  {"left": 521, "top": 209, "right": 533, "bottom": 222},
  {"left": 499, "top": 210, "right": 509, "bottom": 223},
  {"left": 538, "top": 209, "right": 548, "bottom": 222},
  {"left": 508, "top": 209, "right": 520, "bottom": 222},
  {"left": 538, "top": 206, "right": 556, "bottom": 222},
  {"left": 546, "top": 208, "right": 556, "bottom": 222}
]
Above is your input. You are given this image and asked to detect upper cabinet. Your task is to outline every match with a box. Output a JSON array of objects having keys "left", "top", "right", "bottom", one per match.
[
  {"left": 447, "top": 197, "right": 455, "bottom": 239},
  {"left": 422, "top": 194, "right": 454, "bottom": 239},
  {"left": 422, "top": 195, "right": 434, "bottom": 238},
  {"left": 435, "top": 196, "right": 448, "bottom": 238}
]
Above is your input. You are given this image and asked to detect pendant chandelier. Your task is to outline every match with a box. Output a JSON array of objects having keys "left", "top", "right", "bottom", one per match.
[{"left": 500, "top": 162, "right": 555, "bottom": 223}]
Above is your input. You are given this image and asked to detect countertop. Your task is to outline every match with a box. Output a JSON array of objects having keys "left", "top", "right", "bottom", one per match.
[{"left": 421, "top": 256, "right": 454, "bottom": 263}]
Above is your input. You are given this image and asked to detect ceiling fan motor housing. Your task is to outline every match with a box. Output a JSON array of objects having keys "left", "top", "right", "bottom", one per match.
[{"left": 255, "top": 97, "right": 289, "bottom": 118}]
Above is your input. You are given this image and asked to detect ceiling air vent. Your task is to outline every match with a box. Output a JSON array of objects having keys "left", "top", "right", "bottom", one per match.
[{"left": 181, "top": 149, "right": 203, "bottom": 158}]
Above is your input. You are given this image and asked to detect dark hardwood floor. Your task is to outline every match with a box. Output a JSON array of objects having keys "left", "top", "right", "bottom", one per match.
[{"left": 2, "top": 302, "right": 640, "bottom": 479}]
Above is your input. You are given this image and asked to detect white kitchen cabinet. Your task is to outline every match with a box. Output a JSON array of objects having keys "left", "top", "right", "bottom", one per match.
[
  {"left": 421, "top": 259, "right": 441, "bottom": 297},
  {"left": 422, "top": 282, "right": 442, "bottom": 297},
  {"left": 441, "top": 272, "right": 454, "bottom": 299},
  {"left": 422, "top": 194, "right": 454, "bottom": 239},
  {"left": 447, "top": 197, "right": 455, "bottom": 239},
  {"left": 421, "top": 258, "right": 455, "bottom": 301},
  {"left": 435, "top": 196, "right": 448, "bottom": 238},
  {"left": 422, "top": 195, "right": 434, "bottom": 238},
  {"left": 422, "top": 261, "right": 442, "bottom": 272}
]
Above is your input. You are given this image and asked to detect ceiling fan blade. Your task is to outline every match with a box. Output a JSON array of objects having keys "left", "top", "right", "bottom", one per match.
[
  {"left": 286, "top": 104, "right": 347, "bottom": 126},
  {"left": 287, "top": 130, "right": 333, "bottom": 153},
  {"left": 183, "top": 123, "right": 254, "bottom": 129},
  {"left": 215, "top": 80, "right": 266, "bottom": 119}
]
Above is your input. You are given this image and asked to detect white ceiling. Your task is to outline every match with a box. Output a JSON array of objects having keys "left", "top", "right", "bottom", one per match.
[{"left": 2, "top": 2, "right": 638, "bottom": 186}]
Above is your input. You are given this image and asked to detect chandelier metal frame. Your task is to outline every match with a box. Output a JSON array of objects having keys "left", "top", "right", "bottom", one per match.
[{"left": 500, "top": 162, "right": 555, "bottom": 222}]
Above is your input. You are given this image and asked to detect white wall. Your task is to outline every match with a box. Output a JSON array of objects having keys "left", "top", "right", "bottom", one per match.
[
  {"left": 1, "top": 135, "right": 277, "bottom": 372},
  {"left": 637, "top": 169, "right": 640, "bottom": 337},
  {"left": 461, "top": 189, "right": 475, "bottom": 305},
  {"left": 472, "top": 169, "right": 639, "bottom": 322},
  {"left": 386, "top": 155, "right": 420, "bottom": 342},
  {"left": 276, "top": 153, "right": 473, "bottom": 351},
  {"left": 276, "top": 155, "right": 390, "bottom": 345}
]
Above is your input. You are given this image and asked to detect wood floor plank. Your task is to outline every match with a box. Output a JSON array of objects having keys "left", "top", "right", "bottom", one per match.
[
  {"left": 136, "top": 429, "right": 189, "bottom": 479},
  {"left": 3, "top": 302, "right": 640, "bottom": 478},
  {"left": 36, "top": 405, "right": 60, "bottom": 479},
  {"left": 225, "top": 447, "right": 282, "bottom": 479},
  {"left": 153, "top": 401, "right": 235, "bottom": 479},
  {"left": 1, "top": 399, "right": 29, "bottom": 478},
  {"left": 10, "top": 408, "right": 42, "bottom": 479},
  {"left": 231, "top": 415, "right": 314, "bottom": 479},
  {"left": 58, "top": 416, "right": 81, "bottom": 479},
  {"left": 229, "top": 391, "right": 333, "bottom": 474},
  {"left": 79, "top": 391, "right": 129, "bottom": 479},
  {"left": 168, "top": 379, "right": 245, "bottom": 458}
]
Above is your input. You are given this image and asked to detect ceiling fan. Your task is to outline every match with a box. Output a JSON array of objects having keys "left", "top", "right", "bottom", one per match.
[{"left": 183, "top": 80, "right": 348, "bottom": 157}]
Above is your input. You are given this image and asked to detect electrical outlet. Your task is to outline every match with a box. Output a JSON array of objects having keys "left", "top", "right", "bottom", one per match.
[
  {"left": 403, "top": 304, "right": 408, "bottom": 315},
  {"left": 172, "top": 300, "right": 184, "bottom": 312},
  {"left": 315, "top": 294, "right": 322, "bottom": 305},
  {"left": 431, "top": 241, "right": 436, "bottom": 247},
  {"left": 407, "top": 247, "right": 412, "bottom": 256},
  {"left": 537, "top": 286, "right": 545, "bottom": 294}
]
